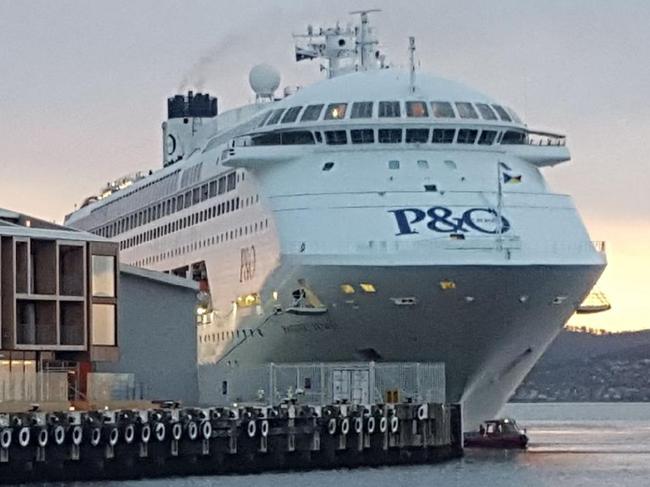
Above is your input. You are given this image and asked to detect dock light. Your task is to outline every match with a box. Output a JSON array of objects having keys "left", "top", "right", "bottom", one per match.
[{"left": 196, "top": 306, "right": 207, "bottom": 316}]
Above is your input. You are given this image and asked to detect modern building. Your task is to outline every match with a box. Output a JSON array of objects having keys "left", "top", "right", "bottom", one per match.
[
  {"left": 0, "top": 209, "right": 119, "bottom": 405},
  {"left": 96, "top": 265, "right": 199, "bottom": 405}
]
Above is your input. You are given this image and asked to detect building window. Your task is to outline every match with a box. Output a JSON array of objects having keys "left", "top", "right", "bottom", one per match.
[
  {"left": 324, "top": 103, "right": 347, "bottom": 120},
  {"left": 300, "top": 104, "right": 324, "bottom": 121},
  {"left": 92, "top": 304, "right": 116, "bottom": 346},
  {"left": 378, "top": 101, "right": 400, "bottom": 117},
  {"left": 406, "top": 101, "right": 428, "bottom": 118},
  {"left": 92, "top": 255, "right": 115, "bottom": 298},
  {"left": 350, "top": 101, "right": 373, "bottom": 118}
]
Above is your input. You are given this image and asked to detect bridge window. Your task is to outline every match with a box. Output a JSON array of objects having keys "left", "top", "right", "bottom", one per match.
[
  {"left": 350, "top": 129, "right": 375, "bottom": 144},
  {"left": 406, "top": 101, "right": 428, "bottom": 118},
  {"left": 325, "top": 130, "right": 347, "bottom": 145},
  {"left": 257, "top": 111, "right": 273, "bottom": 127},
  {"left": 301, "top": 104, "right": 324, "bottom": 121},
  {"left": 378, "top": 128, "right": 402, "bottom": 143},
  {"left": 431, "top": 102, "right": 456, "bottom": 118},
  {"left": 457, "top": 129, "right": 478, "bottom": 144},
  {"left": 314, "top": 131, "right": 323, "bottom": 143},
  {"left": 492, "top": 105, "right": 512, "bottom": 122},
  {"left": 478, "top": 130, "right": 497, "bottom": 145},
  {"left": 251, "top": 133, "right": 281, "bottom": 145},
  {"left": 351, "top": 101, "right": 373, "bottom": 118},
  {"left": 281, "top": 106, "right": 303, "bottom": 123},
  {"left": 432, "top": 128, "right": 456, "bottom": 143},
  {"left": 281, "top": 131, "right": 315, "bottom": 145},
  {"left": 405, "top": 128, "right": 429, "bottom": 143},
  {"left": 501, "top": 130, "right": 526, "bottom": 145},
  {"left": 378, "top": 101, "right": 401, "bottom": 118},
  {"left": 266, "top": 108, "right": 285, "bottom": 125},
  {"left": 476, "top": 103, "right": 498, "bottom": 120},
  {"left": 455, "top": 102, "right": 479, "bottom": 119},
  {"left": 324, "top": 103, "right": 347, "bottom": 120}
]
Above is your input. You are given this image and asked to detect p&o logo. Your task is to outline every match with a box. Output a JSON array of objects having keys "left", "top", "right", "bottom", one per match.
[{"left": 389, "top": 207, "right": 510, "bottom": 236}]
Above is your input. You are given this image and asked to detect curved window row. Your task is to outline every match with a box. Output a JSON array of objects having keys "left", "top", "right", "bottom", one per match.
[
  {"left": 93, "top": 171, "right": 239, "bottom": 239},
  {"left": 259, "top": 101, "right": 520, "bottom": 125},
  {"left": 236, "top": 128, "right": 528, "bottom": 148}
]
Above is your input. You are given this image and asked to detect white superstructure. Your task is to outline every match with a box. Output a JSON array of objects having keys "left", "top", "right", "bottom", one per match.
[{"left": 64, "top": 11, "right": 606, "bottom": 428}]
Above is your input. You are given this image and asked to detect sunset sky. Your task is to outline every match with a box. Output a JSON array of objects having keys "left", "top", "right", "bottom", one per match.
[{"left": 1, "top": 0, "right": 648, "bottom": 331}]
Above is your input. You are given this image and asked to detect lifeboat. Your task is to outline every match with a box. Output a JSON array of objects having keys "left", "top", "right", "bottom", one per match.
[{"left": 464, "top": 418, "right": 528, "bottom": 449}]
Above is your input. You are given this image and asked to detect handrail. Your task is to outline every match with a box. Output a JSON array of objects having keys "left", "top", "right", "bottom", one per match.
[{"left": 526, "top": 129, "right": 566, "bottom": 147}]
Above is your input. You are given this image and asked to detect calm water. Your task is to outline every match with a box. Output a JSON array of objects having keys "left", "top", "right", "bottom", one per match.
[{"left": 55, "top": 403, "right": 650, "bottom": 487}]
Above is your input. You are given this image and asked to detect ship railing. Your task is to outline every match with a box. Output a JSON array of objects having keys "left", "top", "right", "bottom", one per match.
[
  {"left": 526, "top": 129, "right": 566, "bottom": 147},
  {"left": 592, "top": 240, "right": 606, "bottom": 253}
]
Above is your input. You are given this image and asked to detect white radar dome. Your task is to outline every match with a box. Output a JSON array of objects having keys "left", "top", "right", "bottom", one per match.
[{"left": 249, "top": 64, "right": 281, "bottom": 98}]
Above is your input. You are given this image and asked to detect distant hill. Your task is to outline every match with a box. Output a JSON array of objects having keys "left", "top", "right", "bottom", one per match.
[{"left": 511, "top": 329, "right": 650, "bottom": 402}]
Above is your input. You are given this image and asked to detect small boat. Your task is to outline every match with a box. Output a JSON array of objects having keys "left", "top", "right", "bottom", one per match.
[{"left": 464, "top": 418, "right": 528, "bottom": 449}]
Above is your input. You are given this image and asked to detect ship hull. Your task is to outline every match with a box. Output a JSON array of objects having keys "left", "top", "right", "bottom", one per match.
[{"left": 198, "top": 262, "right": 604, "bottom": 429}]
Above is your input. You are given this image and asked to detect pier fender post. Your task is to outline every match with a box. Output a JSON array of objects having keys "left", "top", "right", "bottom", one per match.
[
  {"left": 172, "top": 422, "right": 183, "bottom": 441},
  {"left": 327, "top": 418, "right": 337, "bottom": 436},
  {"left": 154, "top": 422, "right": 166, "bottom": 442},
  {"left": 0, "top": 447, "right": 8, "bottom": 463},
  {"left": 247, "top": 420, "right": 257, "bottom": 438},
  {"left": 124, "top": 424, "right": 135, "bottom": 444},
  {"left": 71, "top": 425, "right": 83, "bottom": 446},
  {"left": 0, "top": 428, "right": 12, "bottom": 449},
  {"left": 187, "top": 420, "right": 198, "bottom": 441},
  {"left": 90, "top": 427, "right": 102, "bottom": 447},
  {"left": 341, "top": 418, "right": 350, "bottom": 436},
  {"left": 53, "top": 424, "right": 65, "bottom": 446},
  {"left": 37, "top": 427, "right": 49, "bottom": 448}
]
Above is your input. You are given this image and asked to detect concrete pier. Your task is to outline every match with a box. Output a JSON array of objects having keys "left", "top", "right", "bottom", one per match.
[{"left": 0, "top": 402, "right": 462, "bottom": 483}]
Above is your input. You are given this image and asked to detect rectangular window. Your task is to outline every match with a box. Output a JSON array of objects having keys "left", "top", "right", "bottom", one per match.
[
  {"left": 92, "top": 255, "right": 115, "bottom": 298},
  {"left": 218, "top": 177, "right": 226, "bottom": 194},
  {"left": 501, "top": 130, "right": 526, "bottom": 145},
  {"left": 350, "top": 101, "right": 373, "bottom": 118},
  {"left": 432, "top": 128, "right": 456, "bottom": 143},
  {"left": 476, "top": 103, "right": 498, "bottom": 120},
  {"left": 478, "top": 130, "right": 497, "bottom": 145},
  {"left": 431, "top": 101, "right": 456, "bottom": 118},
  {"left": 324, "top": 103, "right": 347, "bottom": 120},
  {"left": 324, "top": 130, "right": 348, "bottom": 145},
  {"left": 266, "top": 108, "right": 285, "bottom": 125},
  {"left": 455, "top": 102, "right": 479, "bottom": 119},
  {"left": 378, "top": 128, "right": 402, "bottom": 143},
  {"left": 492, "top": 104, "right": 512, "bottom": 122},
  {"left": 457, "top": 128, "right": 478, "bottom": 144},
  {"left": 184, "top": 191, "right": 192, "bottom": 208},
  {"left": 201, "top": 184, "right": 209, "bottom": 201},
  {"left": 350, "top": 129, "right": 375, "bottom": 144},
  {"left": 405, "top": 128, "right": 430, "bottom": 143},
  {"left": 300, "top": 104, "right": 324, "bottom": 121},
  {"left": 226, "top": 172, "right": 236, "bottom": 191},
  {"left": 209, "top": 180, "right": 217, "bottom": 197},
  {"left": 406, "top": 101, "right": 428, "bottom": 118},
  {"left": 378, "top": 101, "right": 401, "bottom": 117},
  {"left": 177, "top": 194, "right": 184, "bottom": 209},
  {"left": 280, "top": 106, "right": 303, "bottom": 123},
  {"left": 91, "top": 304, "right": 116, "bottom": 346},
  {"left": 281, "top": 131, "right": 315, "bottom": 145},
  {"left": 192, "top": 188, "right": 201, "bottom": 204}
]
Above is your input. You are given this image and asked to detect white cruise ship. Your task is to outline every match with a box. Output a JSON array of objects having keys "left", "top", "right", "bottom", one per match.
[{"left": 64, "top": 11, "right": 606, "bottom": 428}]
